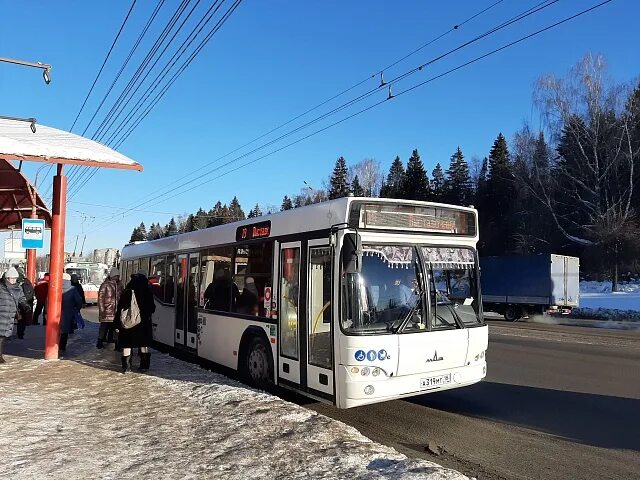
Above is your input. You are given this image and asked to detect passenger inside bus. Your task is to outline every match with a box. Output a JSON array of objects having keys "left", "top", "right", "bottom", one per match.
[
  {"left": 236, "top": 276, "right": 259, "bottom": 315},
  {"left": 203, "top": 268, "right": 239, "bottom": 312}
]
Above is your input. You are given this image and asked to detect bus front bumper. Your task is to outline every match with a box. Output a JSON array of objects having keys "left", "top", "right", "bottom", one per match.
[{"left": 337, "top": 362, "right": 487, "bottom": 409}]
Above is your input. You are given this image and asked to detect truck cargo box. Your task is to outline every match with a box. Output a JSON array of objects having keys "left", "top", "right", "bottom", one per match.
[{"left": 480, "top": 254, "right": 579, "bottom": 308}]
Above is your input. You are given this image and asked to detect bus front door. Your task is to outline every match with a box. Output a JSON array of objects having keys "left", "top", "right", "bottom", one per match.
[
  {"left": 278, "top": 242, "right": 302, "bottom": 386},
  {"left": 306, "top": 241, "right": 334, "bottom": 397},
  {"left": 175, "top": 253, "right": 200, "bottom": 352}
]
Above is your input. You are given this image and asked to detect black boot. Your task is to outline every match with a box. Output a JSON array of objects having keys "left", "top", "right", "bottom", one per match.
[
  {"left": 121, "top": 355, "right": 132, "bottom": 373},
  {"left": 96, "top": 339, "right": 104, "bottom": 349},
  {"left": 0, "top": 337, "right": 5, "bottom": 364},
  {"left": 139, "top": 352, "right": 150, "bottom": 371}
]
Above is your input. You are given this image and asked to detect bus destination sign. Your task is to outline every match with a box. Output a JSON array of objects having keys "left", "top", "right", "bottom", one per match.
[{"left": 236, "top": 220, "right": 271, "bottom": 242}]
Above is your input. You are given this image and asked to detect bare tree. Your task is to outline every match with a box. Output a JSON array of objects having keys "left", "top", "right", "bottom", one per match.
[
  {"left": 528, "top": 53, "right": 640, "bottom": 290},
  {"left": 348, "top": 158, "right": 383, "bottom": 197}
]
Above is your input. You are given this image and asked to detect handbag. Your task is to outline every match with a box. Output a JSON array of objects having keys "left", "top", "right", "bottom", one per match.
[{"left": 120, "top": 290, "right": 141, "bottom": 329}]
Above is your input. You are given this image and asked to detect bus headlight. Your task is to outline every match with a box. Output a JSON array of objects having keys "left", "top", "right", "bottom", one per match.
[
  {"left": 351, "top": 367, "right": 359, "bottom": 374},
  {"left": 361, "top": 367, "right": 370, "bottom": 376},
  {"left": 372, "top": 367, "right": 381, "bottom": 377},
  {"left": 364, "top": 385, "right": 375, "bottom": 395}
]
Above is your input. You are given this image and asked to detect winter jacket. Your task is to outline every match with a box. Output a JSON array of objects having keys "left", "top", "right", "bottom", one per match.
[
  {"left": 115, "top": 274, "right": 155, "bottom": 348},
  {"left": 0, "top": 277, "right": 28, "bottom": 338},
  {"left": 19, "top": 276, "right": 35, "bottom": 307},
  {"left": 34, "top": 280, "right": 48, "bottom": 304},
  {"left": 98, "top": 277, "right": 122, "bottom": 322},
  {"left": 61, "top": 280, "right": 83, "bottom": 335}
]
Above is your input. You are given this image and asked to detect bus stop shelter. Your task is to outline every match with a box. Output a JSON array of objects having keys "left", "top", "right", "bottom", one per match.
[
  {"left": 0, "top": 117, "right": 142, "bottom": 360},
  {"left": 0, "top": 158, "right": 52, "bottom": 278}
]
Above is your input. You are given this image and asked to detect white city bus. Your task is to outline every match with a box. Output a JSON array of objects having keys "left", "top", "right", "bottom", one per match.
[
  {"left": 64, "top": 261, "right": 109, "bottom": 304},
  {"left": 121, "top": 198, "right": 487, "bottom": 408}
]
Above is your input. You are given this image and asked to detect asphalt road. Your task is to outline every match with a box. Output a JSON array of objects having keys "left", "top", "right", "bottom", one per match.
[{"left": 307, "top": 320, "right": 640, "bottom": 480}]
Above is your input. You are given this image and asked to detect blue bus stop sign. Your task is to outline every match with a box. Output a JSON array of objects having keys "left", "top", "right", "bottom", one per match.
[{"left": 22, "top": 219, "right": 45, "bottom": 249}]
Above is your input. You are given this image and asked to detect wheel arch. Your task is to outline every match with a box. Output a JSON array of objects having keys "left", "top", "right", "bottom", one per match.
[{"left": 238, "top": 325, "right": 275, "bottom": 382}]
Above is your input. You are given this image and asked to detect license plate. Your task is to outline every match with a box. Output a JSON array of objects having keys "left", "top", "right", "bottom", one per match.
[{"left": 420, "top": 373, "right": 452, "bottom": 389}]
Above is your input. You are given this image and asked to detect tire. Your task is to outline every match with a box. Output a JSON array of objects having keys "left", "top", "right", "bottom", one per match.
[
  {"left": 243, "top": 336, "right": 274, "bottom": 388},
  {"left": 504, "top": 306, "right": 520, "bottom": 322}
]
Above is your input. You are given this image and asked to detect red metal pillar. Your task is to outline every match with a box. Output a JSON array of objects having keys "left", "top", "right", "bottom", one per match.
[{"left": 45, "top": 164, "right": 66, "bottom": 360}]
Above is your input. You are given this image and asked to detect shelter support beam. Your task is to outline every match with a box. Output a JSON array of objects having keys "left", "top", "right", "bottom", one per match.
[{"left": 45, "top": 164, "right": 66, "bottom": 360}]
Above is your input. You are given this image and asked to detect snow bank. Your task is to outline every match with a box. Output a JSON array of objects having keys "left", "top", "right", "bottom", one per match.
[
  {"left": 576, "top": 281, "right": 640, "bottom": 321},
  {"left": 580, "top": 280, "right": 640, "bottom": 294},
  {"left": 0, "top": 322, "right": 468, "bottom": 480}
]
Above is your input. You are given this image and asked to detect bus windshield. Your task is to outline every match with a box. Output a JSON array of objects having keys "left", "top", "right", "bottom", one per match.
[
  {"left": 342, "top": 245, "right": 425, "bottom": 334},
  {"left": 341, "top": 245, "right": 481, "bottom": 334},
  {"left": 423, "top": 246, "right": 481, "bottom": 328}
]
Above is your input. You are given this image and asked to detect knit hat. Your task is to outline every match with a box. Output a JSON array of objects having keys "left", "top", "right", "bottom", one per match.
[
  {"left": 5, "top": 267, "right": 19, "bottom": 278},
  {"left": 109, "top": 267, "right": 120, "bottom": 278}
]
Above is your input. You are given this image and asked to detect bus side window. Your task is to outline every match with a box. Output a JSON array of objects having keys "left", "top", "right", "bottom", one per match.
[
  {"left": 201, "top": 247, "right": 234, "bottom": 312},
  {"left": 150, "top": 256, "right": 166, "bottom": 302},
  {"left": 232, "top": 242, "right": 273, "bottom": 317},
  {"left": 165, "top": 255, "right": 176, "bottom": 305}
]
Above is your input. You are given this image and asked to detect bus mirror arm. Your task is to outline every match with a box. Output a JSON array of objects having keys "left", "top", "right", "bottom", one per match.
[{"left": 342, "top": 233, "right": 362, "bottom": 274}]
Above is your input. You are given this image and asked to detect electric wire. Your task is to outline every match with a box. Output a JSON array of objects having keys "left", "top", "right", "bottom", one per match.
[
  {"left": 71, "top": 0, "right": 240, "bottom": 199},
  {"left": 93, "top": 0, "right": 206, "bottom": 143},
  {"left": 90, "top": 0, "right": 192, "bottom": 142},
  {"left": 97, "top": 0, "right": 559, "bottom": 217},
  {"left": 103, "top": 0, "right": 507, "bottom": 205},
  {"left": 105, "top": 0, "right": 233, "bottom": 147},
  {"left": 85, "top": 0, "right": 605, "bottom": 234}
]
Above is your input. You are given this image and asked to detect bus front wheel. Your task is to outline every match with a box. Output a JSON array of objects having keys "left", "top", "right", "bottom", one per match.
[{"left": 243, "top": 336, "right": 273, "bottom": 388}]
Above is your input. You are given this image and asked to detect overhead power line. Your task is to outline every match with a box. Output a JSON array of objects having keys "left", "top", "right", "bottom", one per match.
[
  {"left": 84, "top": 0, "right": 507, "bottom": 214},
  {"left": 91, "top": 0, "right": 558, "bottom": 223},
  {"left": 70, "top": 0, "right": 243, "bottom": 199},
  {"left": 86, "top": 0, "right": 614, "bottom": 235},
  {"left": 69, "top": 0, "right": 138, "bottom": 132}
]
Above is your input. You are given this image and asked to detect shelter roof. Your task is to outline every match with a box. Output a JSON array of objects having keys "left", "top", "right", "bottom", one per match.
[
  {"left": 0, "top": 159, "right": 51, "bottom": 230},
  {"left": 0, "top": 118, "right": 142, "bottom": 171}
]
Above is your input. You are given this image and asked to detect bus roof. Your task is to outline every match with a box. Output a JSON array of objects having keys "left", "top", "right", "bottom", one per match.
[{"left": 122, "top": 197, "right": 478, "bottom": 259}]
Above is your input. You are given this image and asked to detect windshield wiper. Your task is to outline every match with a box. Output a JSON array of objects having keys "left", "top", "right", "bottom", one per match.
[{"left": 389, "top": 293, "right": 422, "bottom": 333}]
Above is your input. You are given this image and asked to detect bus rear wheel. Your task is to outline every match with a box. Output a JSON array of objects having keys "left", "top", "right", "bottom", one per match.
[{"left": 243, "top": 336, "right": 273, "bottom": 388}]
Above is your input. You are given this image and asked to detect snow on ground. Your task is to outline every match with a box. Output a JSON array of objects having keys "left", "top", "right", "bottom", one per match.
[
  {"left": 576, "top": 281, "right": 640, "bottom": 322},
  {"left": 0, "top": 321, "right": 468, "bottom": 480}
]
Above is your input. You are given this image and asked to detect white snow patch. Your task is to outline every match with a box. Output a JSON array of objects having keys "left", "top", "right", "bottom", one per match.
[{"left": 0, "top": 322, "right": 468, "bottom": 480}]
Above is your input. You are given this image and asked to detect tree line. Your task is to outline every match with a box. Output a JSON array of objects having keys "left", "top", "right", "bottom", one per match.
[{"left": 129, "top": 54, "right": 640, "bottom": 288}]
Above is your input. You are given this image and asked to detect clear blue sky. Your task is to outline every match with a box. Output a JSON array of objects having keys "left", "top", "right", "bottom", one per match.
[{"left": 1, "top": 0, "right": 638, "bottom": 255}]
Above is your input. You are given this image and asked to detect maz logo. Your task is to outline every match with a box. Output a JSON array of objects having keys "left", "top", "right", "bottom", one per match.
[{"left": 426, "top": 351, "right": 443, "bottom": 362}]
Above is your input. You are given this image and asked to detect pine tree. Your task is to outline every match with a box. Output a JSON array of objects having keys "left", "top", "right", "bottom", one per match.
[
  {"left": 281, "top": 195, "right": 293, "bottom": 211},
  {"left": 351, "top": 175, "right": 364, "bottom": 196},
  {"left": 403, "top": 149, "right": 430, "bottom": 200},
  {"left": 148, "top": 222, "right": 164, "bottom": 240},
  {"left": 430, "top": 163, "right": 446, "bottom": 202},
  {"left": 248, "top": 203, "right": 262, "bottom": 218},
  {"left": 328, "top": 156, "right": 350, "bottom": 199},
  {"left": 180, "top": 215, "right": 195, "bottom": 233},
  {"left": 129, "top": 226, "right": 141, "bottom": 243},
  {"left": 228, "top": 196, "right": 245, "bottom": 222},
  {"left": 194, "top": 207, "right": 208, "bottom": 230},
  {"left": 164, "top": 218, "right": 178, "bottom": 237},
  {"left": 380, "top": 156, "right": 406, "bottom": 198},
  {"left": 137, "top": 222, "right": 148, "bottom": 240},
  {"left": 445, "top": 147, "right": 473, "bottom": 206},
  {"left": 208, "top": 201, "right": 224, "bottom": 227},
  {"left": 481, "top": 133, "right": 517, "bottom": 254}
]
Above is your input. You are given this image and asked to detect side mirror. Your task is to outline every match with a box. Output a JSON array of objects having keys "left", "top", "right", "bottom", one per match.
[{"left": 342, "top": 233, "right": 362, "bottom": 274}]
